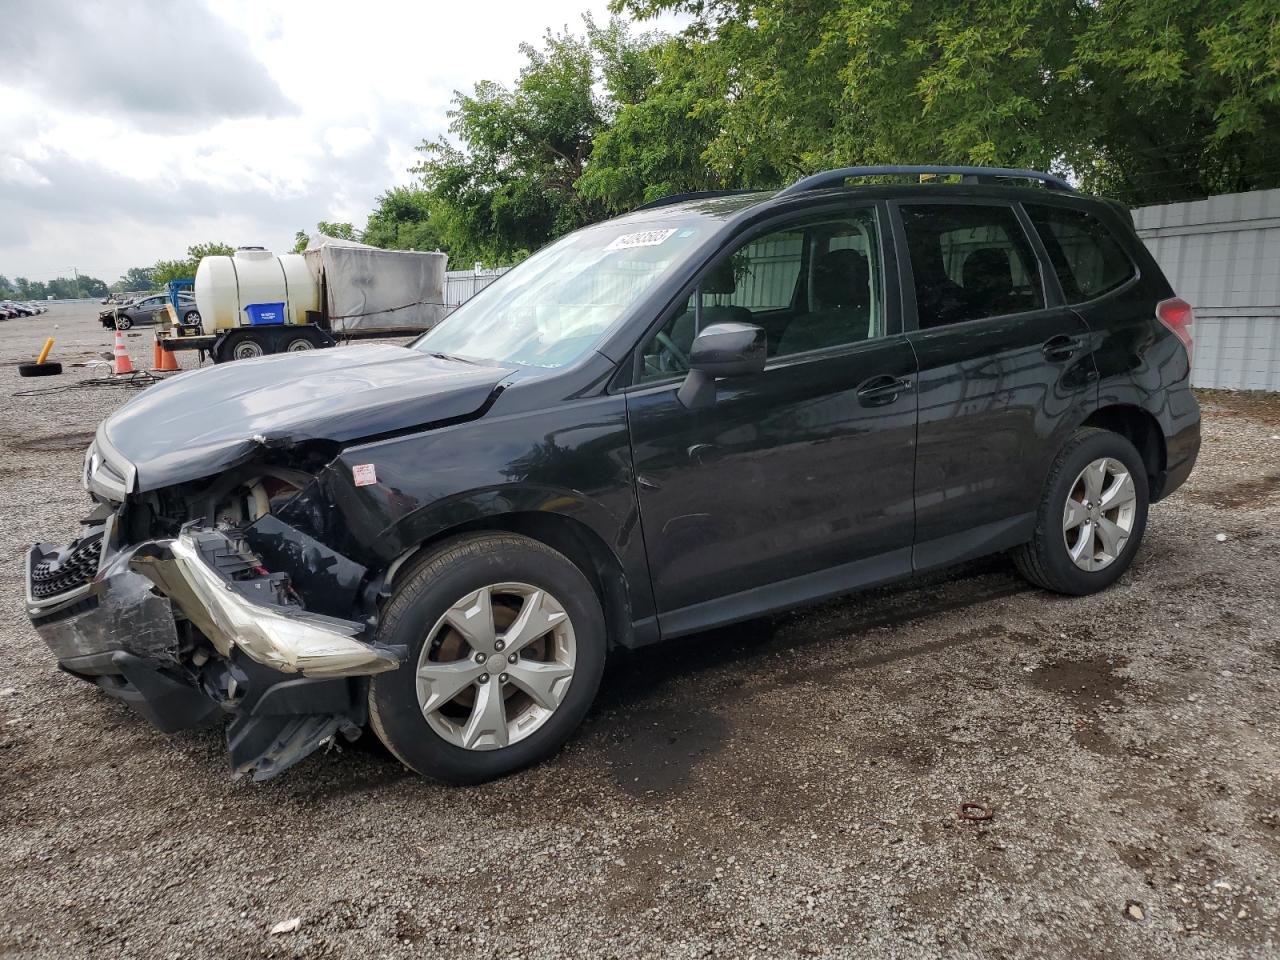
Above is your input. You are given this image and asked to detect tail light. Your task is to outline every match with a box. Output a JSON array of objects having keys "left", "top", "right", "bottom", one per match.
[{"left": 1156, "top": 297, "right": 1194, "bottom": 367}]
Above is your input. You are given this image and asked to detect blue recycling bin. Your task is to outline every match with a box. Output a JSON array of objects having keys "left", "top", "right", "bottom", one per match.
[{"left": 244, "top": 302, "right": 285, "bottom": 325}]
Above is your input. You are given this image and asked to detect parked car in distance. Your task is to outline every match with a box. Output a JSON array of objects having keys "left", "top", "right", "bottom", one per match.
[
  {"left": 1, "top": 300, "right": 44, "bottom": 318},
  {"left": 100, "top": 293, "right": 200, "bottom": 330},
  {"left": 27, "top": 165, "right": 1199, "bottom": 787}
]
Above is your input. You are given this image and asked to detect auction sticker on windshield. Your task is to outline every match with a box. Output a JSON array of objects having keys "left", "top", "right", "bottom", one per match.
[{"left": 606, "top": 228, "right": 678, "bottom": 251}]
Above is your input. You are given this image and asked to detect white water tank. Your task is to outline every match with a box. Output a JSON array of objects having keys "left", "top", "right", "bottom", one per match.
[{"left": 193, "top": 247, "right": 319, "bottom": 334}]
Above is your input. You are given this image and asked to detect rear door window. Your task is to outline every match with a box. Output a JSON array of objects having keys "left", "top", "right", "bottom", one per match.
[
  {"left": 1025, "top": 204, "right": 1136, "bottom": 302},
  {"left": 900, "top": 204, "right": 1045, "bottom": 328}
]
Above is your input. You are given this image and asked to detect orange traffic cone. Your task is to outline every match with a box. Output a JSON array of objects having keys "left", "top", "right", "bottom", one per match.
[
  {"left": 156, "top": 338, "right": 180, "bottom": 371},
  {"left": 152, "top": 339, "right": 163, "bottom": 370},
  {"left": 112, "top": 328, "right": 135, "bottom": 375}
]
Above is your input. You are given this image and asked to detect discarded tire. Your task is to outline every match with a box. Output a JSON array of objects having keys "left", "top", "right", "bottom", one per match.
[{"left": 18, "top": 362, "right": 62, "bottom": 377}]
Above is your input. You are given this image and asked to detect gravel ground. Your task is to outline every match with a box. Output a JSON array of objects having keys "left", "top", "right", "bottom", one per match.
[{"left": 1, "top": 305, "right": 1278, "bottom": 959}]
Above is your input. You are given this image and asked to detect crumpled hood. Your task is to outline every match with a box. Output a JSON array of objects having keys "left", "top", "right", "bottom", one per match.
[{"left": 103, "top": 343, "right": 514, "bottom": 490}]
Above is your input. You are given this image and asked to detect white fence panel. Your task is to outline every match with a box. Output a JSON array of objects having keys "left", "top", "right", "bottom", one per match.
[
  {"left": 443, "top": 267, "right": 511, "bottom": 314},
  {"left": 1134, "top": 188, "right": 1280, "bottom": 390}
]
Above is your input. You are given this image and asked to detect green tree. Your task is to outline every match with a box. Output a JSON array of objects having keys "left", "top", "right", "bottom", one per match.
[
  {"left": 152, "top": 242, "right": 235, "bottom": 285},
  {"left": 112, "top": 266, "right": 154, "bottom": 293},
  {"left": 361, "top": 187, "right": 447, "bottom": 253},
  {"left": 412, "top": 23, "right": 609, "bottom": 263},
  {"left": 577, "top": 29, "right": 768, "bottom": 211},
  {"left": 616, "top": 0, "right": 1280, "bottom": 204},
  {"left": 291, "top": 222, "right": 359, "bottom": 253},
  {"left": 0, "top": 275, "right": 11, "bottom": 294}
]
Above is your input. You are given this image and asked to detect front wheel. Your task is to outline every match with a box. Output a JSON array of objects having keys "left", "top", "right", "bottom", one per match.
[
  {"left": 369, "top": 533, "right": 606, "bottom": 784},
  {"left": 116, "top": 315, "right": 132, "bottom": 330},
  {"left": 1012, "top": 427, "right": 1149, "bottom": 595}
]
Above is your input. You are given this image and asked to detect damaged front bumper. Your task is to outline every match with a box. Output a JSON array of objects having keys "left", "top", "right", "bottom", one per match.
[
  {"left": 132, "top": 529, "right": 399, "bottom": 677},
  {"left": 25, "top": 523, "right": 403, "bottom": 779}
]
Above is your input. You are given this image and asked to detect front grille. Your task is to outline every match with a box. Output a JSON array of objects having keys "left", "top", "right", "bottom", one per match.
[{"left": 30, "top": 533, "right": 104, "bottom": 599}]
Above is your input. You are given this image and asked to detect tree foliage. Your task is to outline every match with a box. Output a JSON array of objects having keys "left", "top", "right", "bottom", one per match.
[
  {"left": 354, "top": 2, "right": 1278, "bottom": 265},
  {"left": 111, "top": 266, "right": 155, "bottom": 293},
  {"left": 8, "top": 274, "right": 108, "bottom": 299},
  {"left": 152, "top": 241, "right": 235, "bottom": 285},
  {"left": 361, "top": 187, "right": 447, "bottom": 254},
  {"left": 410, "top": 21, "right": 613, "bottom": 264},
  {"left": 615, "top": 0, "right": 1280, "bottom": 204}
]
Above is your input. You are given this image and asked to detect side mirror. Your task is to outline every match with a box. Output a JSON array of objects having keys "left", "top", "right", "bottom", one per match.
[{"left": 677, "top": 321, "right": 766, "bottom": 408}]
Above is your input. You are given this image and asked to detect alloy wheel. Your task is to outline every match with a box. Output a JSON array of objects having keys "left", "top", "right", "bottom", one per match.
[
  {"left": 1062, "top": 457, "right": 1137, "bottom": 572},
  {"left": 416, "top": 582, "right": 577, "bottom": 751}
]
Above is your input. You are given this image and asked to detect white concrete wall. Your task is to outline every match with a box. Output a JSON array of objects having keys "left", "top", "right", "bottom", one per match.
[{"left": 1133, "top": 189, "right": 1280, "bottom": 391}]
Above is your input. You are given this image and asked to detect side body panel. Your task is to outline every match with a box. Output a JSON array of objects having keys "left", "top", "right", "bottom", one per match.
[
  {"left": 905, "top": 308, "right": 1097, "bottom": 567},
  {"left": 891, "top": 198, "right": 1098, "bottom": 569},
  {"left": 625, "top": 337, "right": 919, "bottom": 635},
  {"left": 1057, "top": 202, "right": 1202, "bottom": 500},
  {"left": 274, "top": 390, "right": 654, "bottom": 630}
]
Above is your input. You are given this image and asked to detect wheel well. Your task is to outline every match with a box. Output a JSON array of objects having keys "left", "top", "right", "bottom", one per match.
[
  {"left": 1083, "top": 405, "right": 1167, "bottom": 498},
  {"left": 388, "top": 512, "right": 634, "bottom": 649}
]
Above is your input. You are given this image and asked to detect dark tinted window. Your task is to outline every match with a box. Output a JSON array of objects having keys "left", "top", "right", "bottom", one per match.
[
  {"left": 637, "top": 210, "right": 884, "bottom": 382},
  {"left": 901, "top": 204, "right": 1044, "bottom": 328},
  {"left": 1026, "top": 204, "right": 1135, "bottom": 302}
]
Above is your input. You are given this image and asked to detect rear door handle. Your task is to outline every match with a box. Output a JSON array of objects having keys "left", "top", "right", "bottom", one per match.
[
  {"left": 1042, "top": 335, "right": 1078, "bottom": 362},
  {"left": 856, "top": 375, "right": 912, "bottom": 407}
]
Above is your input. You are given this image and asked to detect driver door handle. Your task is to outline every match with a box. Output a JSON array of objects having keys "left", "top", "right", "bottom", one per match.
[
  {"left": 856, "top": 375, "right": 912, "bottom": 407},
  {"left": 1042, "top": 334, "right": 1078, "bottom": 362}
]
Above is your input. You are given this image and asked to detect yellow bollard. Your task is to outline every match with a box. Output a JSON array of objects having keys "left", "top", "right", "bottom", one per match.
[{"left": 36, "top": 337, "right": 55, "bottom": 364}]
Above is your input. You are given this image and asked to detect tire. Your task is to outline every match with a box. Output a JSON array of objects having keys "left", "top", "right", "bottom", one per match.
[
  {"left": 231, "top": 336, "right": 265, "bottom": 360},
  {"left": 116, "top": 315, "right": 132, "bottom": 330},
  {"left": 1012, "top": 427, "right": 1150, "bottom": 595},
  {"left": 183, "top": 310, "right": 201, "bottom": 327},
  {"left": 18, "top": 361, "right": 62, "bottom": 377},
  {"left": 285, "top": 336, "right": 315, "bottom": 351},
  {"left": 369, "top": 533, "right": 607, "bottom": 784}
]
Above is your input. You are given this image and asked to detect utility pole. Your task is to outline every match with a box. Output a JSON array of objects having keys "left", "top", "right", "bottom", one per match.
[{"left": 72, "top": 267, "right": 82, "bottom": 299}]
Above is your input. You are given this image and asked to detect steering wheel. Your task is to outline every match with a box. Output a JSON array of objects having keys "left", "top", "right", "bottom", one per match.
[{"left": 655, "top": 331, "right": 689, "bottom": 372}]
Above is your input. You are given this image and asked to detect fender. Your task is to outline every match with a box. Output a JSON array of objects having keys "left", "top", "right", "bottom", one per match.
[{"left": 273, "top": 392, "right": 657, "bottom": 629}]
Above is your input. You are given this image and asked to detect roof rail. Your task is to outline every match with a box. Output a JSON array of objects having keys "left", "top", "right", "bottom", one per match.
[
  {"left": 775, "top": 165, "right": 1073, "bottom": 197},
  {"left": 634, "top": 189, "right": 760, "bottom": 211}
]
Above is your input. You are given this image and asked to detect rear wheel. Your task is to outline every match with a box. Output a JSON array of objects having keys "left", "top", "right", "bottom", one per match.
[
  {"left": 285, "top": 336, "right": 315, "bottom": 352},
  {"left": 369, "top": 533, "right": 606, "bottom": 784},
  {"left": 1013, "top": 427, "right": 1149, "bottom": 595},
  {"left": 231, "top": 336, "right": 265, "bottom": 360}
]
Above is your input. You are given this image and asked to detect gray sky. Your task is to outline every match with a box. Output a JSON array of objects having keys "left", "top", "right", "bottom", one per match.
[{"left": 0, "top": 0, "right": 674, "bottom": 283}]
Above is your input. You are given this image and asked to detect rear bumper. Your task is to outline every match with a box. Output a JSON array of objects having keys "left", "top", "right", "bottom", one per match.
[{"left": 1157, "top": 418, "right": 1201, "bottom": 501}]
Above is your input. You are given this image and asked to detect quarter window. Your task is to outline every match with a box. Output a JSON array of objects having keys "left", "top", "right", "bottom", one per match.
[
  {"left": 637, "top": 210, "right": 884, "bottom": 382},
  {"left": 1025, "top": 204, "right": 1136, "bottom": 302},
  {"left": 901, "top": 204, "right": 1045, "bottom": 328}
]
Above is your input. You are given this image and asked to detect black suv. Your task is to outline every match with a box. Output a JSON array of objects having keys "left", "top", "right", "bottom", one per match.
[{"left": 25, "top": 166, "right": 1200, "bottom": 784}]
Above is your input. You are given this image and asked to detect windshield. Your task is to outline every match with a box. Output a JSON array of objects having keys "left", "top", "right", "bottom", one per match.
[{"left": 414, "top": 219, "right": 705, "bottom": 368}]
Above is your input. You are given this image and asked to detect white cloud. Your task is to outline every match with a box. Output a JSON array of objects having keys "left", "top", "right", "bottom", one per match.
[{"left": 0, "top": 0, "right": 684, "bottom": 282}]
